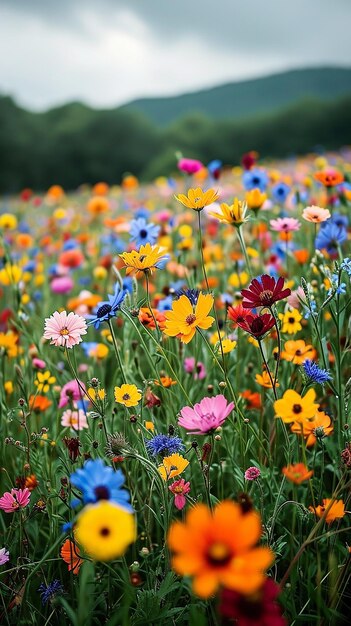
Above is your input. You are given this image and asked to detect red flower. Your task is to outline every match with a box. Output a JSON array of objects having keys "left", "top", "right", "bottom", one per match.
[
  {"left": 219, "top": 578, "right": 287, "bottom": 626},
  {"left": 241, "top": 275, "right": 291, "bottom": 309},
  {"left": 227, "top": 304, "right": 251, "bottom": 326},
  {"left": 236, "top": 312, "right": 275, "bottom": 339}
]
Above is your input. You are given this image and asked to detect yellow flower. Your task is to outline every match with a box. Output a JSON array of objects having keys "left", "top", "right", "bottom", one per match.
[
  {"left": 0, "top": 213, "right": 18, "bottom": 230},
  {"left": 279, "top": 309, "right": 302, "bottom": 334},
  {"left": 209, "top": 198, "right": 249, "bottom": 227},
  {"left": 4, "top": 381, "right": 14, "bottom": 394},
  {"left": 88, "top": 388, "right": 106, "bottom": 401},
  {"left": 145, "top": 421, "right": 155, "bottom": 431},
  {"left": 245, "top": 188, "right": 267, "bottom": 211},
  {"left": 93, "top": 266, "right": 108, "bottom": 280},
  {"left": 119, "top": 243, "right": 169, "bottom": 277},
  {"left": 90, "top": 343, "right": 109, "bottom": 359},
  {"left": 175, "top": 188, "right": 219, "bottom": 211},
  {"left": 164, "top": 292, "right": 215, "bottom": 344},
  {"left": 75, "top": 501, "right": 136, "bottom": 561},
  {"left": 114, "top": 384, "right": 141, "bottom": 407},
  {"left": 34, "top": 370, "right": 56, "bottom": 394},
  {"left": 221, "top": 338, "right": 237, "bottom": 353},
  {"left": 178, "top": 224, "right": 193, "bottom": 238},
  {"left": 0, "top": 263, "right": 22, "bottom": 286},
  {"left": 255, "top": 371, "right": 279, "bottom": 388},
  {"left": 158, "top": 453, "right": 189, "bottom": 481},
  {"left": 274, "top": 389, "right": 319, "bottom": 423},
  {"left": 0, "top": 332, "right": 18, "bottom": 358},
  {"left": 228, "top": 271, "right": 249, "bottom": 288}
]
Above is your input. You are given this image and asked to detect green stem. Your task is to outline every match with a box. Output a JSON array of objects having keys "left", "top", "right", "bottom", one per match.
[
  {"left": 236, "top": 226, "right": 252, "bottom": 278},
  {"left": 108, "top": 319, "right": 127, "bottom": 385}
]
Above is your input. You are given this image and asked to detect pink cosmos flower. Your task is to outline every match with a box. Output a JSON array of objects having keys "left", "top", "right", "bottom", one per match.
[
  {"left": 169, "top": 479, "right": 191, "bottom": 510},
  {"left": 244, "top": 466, "right": 261, "bottom": 481},
  {"left": 302, "top": 205, "right": 331, "bottom": 223},
  {"left": 179, "top": 394, "right": 234, "bottom": 434},
  {"left": 183, "top": 357, "right": 206, "bottom": 380},
  {"left": 32, "top": 357, "right": 46, "bottom": 369},
  {"left": 61, "top": 408, "right": 88, "bottom": 431},
  {"left": 58, "top": 379, "right": 86, "bottom": 408},
  {"left": 0, "top": 488, "right": 31, "bottom": 513},
  {"left": 43, "top": 311, "right": 87, "bottom": 348},
  {"left": 270, "top": 217, "right": 301, "bottom": 232},
  {"left": 51, "top": 276, "right": 74, "bottom": 294},
  {"left": 0, "top": 547, "right": 10, "bottom": 565},
  {"left": 177, "top": 157, "right": 204, "bottom": 175}
]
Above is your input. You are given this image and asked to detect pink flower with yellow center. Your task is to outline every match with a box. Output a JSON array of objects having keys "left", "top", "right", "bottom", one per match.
[
  {"left": 43, "top": 311, "right": 87, "bottom": 348},
  {"left": 0, "top": 488, "right": 31, "bottom": 513},
  {"left": 179, "top": 394, "right": 234, "bottom": 435},
  {"left": 169, "top": 479, "right": 191, "bottom": 510}
]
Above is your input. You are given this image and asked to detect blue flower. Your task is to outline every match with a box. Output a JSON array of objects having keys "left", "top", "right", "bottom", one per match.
[
  {"left": 70, "top": 458, "right": 133, "bottom": 511},
  {"left": 145, "top": 434, "right": 184, "bottom": 458},
  {"left": 122, "top": 277, "right": 134, "bottom": 293},
  {"left": 175, "top": 289, "right": 199, "bottom": 305},
  {"left": 157, "top": 295, "right": 173, "bottom": 311},
  {"left": 304, "top": 299, "right": 317, "bottom": 319},
  {"left": 38, "top": 580, "right": 64, "bottom": 605},
  {"left": 130, "top": 218, "right": 160, "bottom": 247},
  {"left": 271, "top": 182, "right": 290, "bottom": 204},
  {"left": 134, "top": 207, "right": 150, "bottom": 220},
  {"left": 87, "top": 283, "right": 127, "bottom": 328},
  {"left": 242, "top": 169, "right": 269, "bottom": 192},
  {"left": 315, "top": 222, "right": 347, "bottom": 254},
  {"left": 303, "top": 360, "right": 332, "bottom": 385},
  {"left": 63, "top": 239, "right": 79, "bottom": 251},
  {"left": 329, "top": 212, "right": 348, "bottom": 229},
  {"left": 341, "top": 258, "right": 351, "bottom": 277}
]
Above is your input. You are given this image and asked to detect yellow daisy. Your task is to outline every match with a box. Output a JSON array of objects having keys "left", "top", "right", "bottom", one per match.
[
  {"left": 114, "top": 384, "right": 141, "bottom": 407},
  {"left": 175, "top": 188, "right": 219, "bottom": 212}
]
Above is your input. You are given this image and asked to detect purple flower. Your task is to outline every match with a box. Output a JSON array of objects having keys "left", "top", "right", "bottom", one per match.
[{"left": 244, "top": 466, "right": 261, "bottom": 481}]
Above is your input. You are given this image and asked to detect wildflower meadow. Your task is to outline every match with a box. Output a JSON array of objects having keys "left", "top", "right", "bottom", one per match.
[{"left": 0, "top": 153, "right": 350, "bottom": 625}]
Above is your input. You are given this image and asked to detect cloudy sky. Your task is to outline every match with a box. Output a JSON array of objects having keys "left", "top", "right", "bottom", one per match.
[{"left": 1, "top": 0, "right": 350, "bottom": 110}]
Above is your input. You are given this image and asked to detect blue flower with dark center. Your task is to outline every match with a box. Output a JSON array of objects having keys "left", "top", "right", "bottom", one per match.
[
  {"left": 271, "top": 182, "right": 291, "bottom": 204},
  {"left": 87, "top": 283, "right": 127, "bottom": 328},
  {"left": 70, "top": 458, "right": 133, "bottom": 511},
  {"left": 303, "top": 360, "right": 332, "bottom": 385},
  {"left": 329, "top": 212, "right": 348, "bottom": 229},
  {"left": 315, "top": 222, "right": 347, "bottom": 254},
  {"left": 175, "top": 289, "right": 199, "bottom": 305},
  {"left": 242, "top": 169, "right": 269, "bottom": 192},
  {"left": 39, "top": 580, "right": 64, "bottom": 605},
  {"left": 145, "top": 434, "right": 184, "bottom": 458},
  {"left": 130, "top": 217, "right": 160, "bottom": 247}
]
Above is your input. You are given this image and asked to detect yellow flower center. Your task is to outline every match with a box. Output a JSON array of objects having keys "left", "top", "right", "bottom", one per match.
[
  {"left": 207, "top": 542, "right": 231, "bottom": 565},
  {"left": 60, "top": 328, "right": 69, "bottom": 336}
]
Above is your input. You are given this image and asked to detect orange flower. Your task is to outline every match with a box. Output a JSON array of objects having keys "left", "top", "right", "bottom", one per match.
[
  {"left": 138, "top": 307, "right": 166, "bottom": 331},
  {"left": 155, "top": 376, "right": 177, "bottom": 387},
  {"left": 281, "top": 340, "right": 317, "bottom": 365},
  {"left": 314, "top": 169, "right": 344, "bottom": 187},
  {"left": 46, "top": 185, "right": 65, "bottom": 201},
  {"left": 302, "top": 206, "right": 331, "bottom": 223},
  {"left": 29, "top": 395, "right": 52, "bottom": 412},
  {"left": 282, "top": 463, "right": 313, "bottom": 484},
  {"left": 92, "top": 181, "right": 109, "bottom": 196},
  {"left": 60, "top": 539, "right": 83, "bottom": 574},
  {"left": 290, "top": 409, "right": 333, "bottom": 447},
  {"left": 87, "top": 196, "right": 110, "bottom": 215},
  {"left": 309, "top": 499, "right": 345, "bottom": 524},
  {"left": 59, "top": 249, "right": 85, "bottom": 268},
  {"left": 293, "top": 249, "right": 309, "bottom": 264},
  {"left": 240, "top": 390, "right": 262, "bottom": 410},
  {"left": 255, "top": 371, "right": 279, "bottom": 389},
  {"left": 168, "top": 501, "right": 274, "bottom": 598},
  {"left": 24, "top": 474, "right": 39, "bottom": 491},
  {"left": 164, "top": 292, "right": 214, "bottom": 344}
]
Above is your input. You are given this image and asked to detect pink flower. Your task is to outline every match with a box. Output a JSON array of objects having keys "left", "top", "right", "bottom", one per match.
[
  {"left": 287, "top": 286, "right": 306, "bottom": 309},
  {"left": 51, "top": 276, "right": 74, "bottom": 294},
  {"left": 244, "top": 466, "right": 261, "bottom": 481},
  {"left": 177, "top": 158, "right": 204, "bottom": 175},
  {"left": 32, "top": 358, "right": 46, "bottom": 369},
  {"left": 43, "top": 311, "right": 87, "bottom": 349},
  {"left": 183, "top": 357, "right": 206, "bottom": 380},
  {"left": 179, "top": 394, "right": 234, "bottom": 435},
  {"left": 0, "top": 547, "right": 10, "bottom": 565},
  {"left": 0, "top": 488, "right": 31, "bottom": 513},
  {"left": 61, "top": 408, "right": 88, "bottom": 431},
  {"left": 169, "top": 479, "right": 191, "bottom": 510},
  {"left": 58, "top": 379, "right": 86, "bottom": 408},
  {"left": 270, "top": 217, "right": 301, "bottom": 232},
  {"left": 302, "top": 205, "right": 331, "bottom": 223}
]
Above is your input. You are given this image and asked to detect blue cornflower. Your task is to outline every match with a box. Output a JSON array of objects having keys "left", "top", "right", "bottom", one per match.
[
  {"left": 62, "top": 239, "right": 79, "bottom": 251},
  {"left": 130, "top": 218, "right": 160, "bottom": 247},
  {"left": 39, "top": 580, "right": 64, "bottom": 605},
  {"left": 242, "top": 169, "right": 269, "bottom": 192},
  {"left": 145, "top": 434, "right": 185, "bottom": 458},
  {"left": 157, "top": 295, "right": 173, "bottom": 312},
  {"left": 134, "top": 207, "right": 150, "bottom": 220},
  {"left": 329, "top": 212, "right": 348, "bottom": 229},
  {"left": 122, "top": 276, "right": 134, "bottom": 293},
  {"left": 70, "top": 458, "right": 133, "bottom": 511},
  {"left": 315, "top": 222, "right": 347, "bottom": 254},
  {"left": 271, "top": 182, "right": 291, "bottom": 204},
  {"left": 303, "top": 359, "right": 332, "bottom": 385},
  {"left": 175, "top": 289, "right": 199, "bottom": 305},
  {"left": 208, "top": 159, "right": 222, "bottom": 179},
  {"left": 87, "top": 283, "right": 127, "bottom": 328},
  {"left": 341, "top": 258, "right": 351, "bottom": 277}
]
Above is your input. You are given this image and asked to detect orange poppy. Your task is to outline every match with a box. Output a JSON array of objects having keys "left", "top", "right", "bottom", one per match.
[
  {"left": 138, "top": 308, "right": 166, "bottom": 331},
  {"left": 59, "top": 249, "right": 85, "bottom": 268},
  {"left": 240, "top": 390, "right": 262, "bottom": 410},
  {"left": 29, "top": 395, "right": 52, "bottom": 412},
  {"left": 309, "top": 499, "right": 345, "bottom": 524},
  {"left": 282, "top": 463, "right": 313, "bottom": 484},
  {"left": 314, "top": 169, "right": 344, "bottom": 187},
  {"left": 60, "top": 539, "right": 83, "bottom": 574}
]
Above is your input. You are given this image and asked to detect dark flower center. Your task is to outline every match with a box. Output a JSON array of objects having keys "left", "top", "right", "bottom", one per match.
[
  {"left": 293, "top": 404, "right": 302, "bottom": 414},
  {"left": 250, "top": 318, "right": 264, "bottom": 333},
  {"left": 139, "top": 229, "right": 148, "bottom": 238},
  {"left": 97, "top": 303, "right": 112, "bottom": 318},
  {"left": 94, "top": 485, "right": 110, "bottom": 500},
  {"left": 207, "top": 542, "right": 232, "bottom": 567},
  {"left": 122, "top": 393, "right": 131, "bottom": 401},
  {"left": 186, "top": 314, "right": 196, "bottom": 325},
  {"left": 100, "top": 527, "right": 111, "bottom": 536},
  {"left": 288, "top": 317, "right": 295, "bottom": 324},
  {"left": 259, "top": 290, "right": 274, "bottom": 304}
]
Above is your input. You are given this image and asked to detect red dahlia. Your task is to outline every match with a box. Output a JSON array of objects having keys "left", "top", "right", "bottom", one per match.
[
  {"left": 241, "top": 275, "right": 291, "bottom": 309},
  {"left": 219, "top": 578, "right": 287, "bottom": 626},
  {"left": 236, "top": 312, "right": 275, "bottom": 339}
]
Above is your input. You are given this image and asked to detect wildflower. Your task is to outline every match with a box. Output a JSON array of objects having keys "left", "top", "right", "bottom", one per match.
[
  {"left": 235, "top": 312, "right": 275, "bottom": 340},
  {"left": 114, "top": 384, "right": 141, "bottom": 407},
  {"left": 0, "top": 548, "right": 10, "bottom": 565},
  {"left": 302, "top": 206, "right": 331, "bottom": 223},
  {"left": 315, "top": 222, "right": 347, "bottom": 254},
  {"left": 314, "top": 169, "right": 344, "bottom": 187},
  {"left": 278, "top": 309, "right": 302, "bottom": 334},
  {"left": 178, "top": 157, "right": 204, "bottom": 174},
  {"left": 61, "top": 408, "right": 88, "bottom": 431},
  {"left": 70, "top": 458, "right": 133, "bottom": 511},
  {"left": 274, "top": 389, "right": 319, "bottom": 423},
  {"left": 310, "top": 499, "right": 345, "bottom": 524},
  {"left": 119, "top": 243, "right": 169, "bottom": 277},
  {"left": 63, "top": 436, "right": 81, "bottom": 461},
  {"left": 243, "top": 169, "right": 269, "bottom": 192},
  {"left": 209, "top": 199, "right": 249, "bottom": 228},
  {"left": 86, "top": 283, "right": 127, "bottom": 329},
  {"left": 340, "top": 257, "right": 351, "bottom": 277},
  {"left": 34, "top": 370, "right": 56, "bottom": 393},
  {"left": 169, "top": 479, "right": 191, "bottom": 510},
  {"left": 146, "top": 434, "right": 184, "bottom": 458},
  {"left": 184, "top": 357, "right": 206, "bottom": 379},
  {"left": 24, "top": 474, "right": 39, "bottom": 491},
  {"left": 270, "top": 217, "right": 300, "bottom": 232},
  {"left": 0, "top": 488, "right": 31, "bottom": 513},
  {"left": 28, "top": 395, "right": 52, "bottom": 412},
  {"left": 282, "top": 463, "right": 313, "bottom": 484},
  {"left": 0, "top": 332, "right": 18, "bottom": 358},
  {"left": 130, "top": 217, "right": 160, "bottom": 247},
  {"left": 0, "top": 213, "right": 18, "bottom": 230},
  {"left": 138, "top": 307, "right": 166, "bottom": 331},
  {"left": 39, "top": 580, "right": 64, "bottom": 605},
  {"left": 75, "top": 501, "right": 136, "bottom": 561},
  {"left": 158, "top": 453, "right": 189, "bottom": 481},
  {"left": 105, "top": 433, "right": 131, "bottom": 459},
  {"left": 87, "top": 196, "right": 110, "bottom": 215},
  {"left": 281, "top": 340, "right": 316, "bottom": 365},
  {"left": 255, "top": 371, "right": 278, "bottom": 388},
  {"left": 154, "top": 375, "right": 177, "bottom": 387},
  {"left": 290, "top": 409, "right": 333, "bottom": 447},
  {"left": 240, "top": 390, "right": 262, "bottom": 410},
  {"left": 175, "top": 187, "right": 219, "bottom": 211},
  {"left": 58, "top": 379, "right": 86, "bottom": 408},
  {"left": 271, "top": 181, "right": 291, "bottom": 203},
  {"left": 144, "top": 386, "right": 161, "bottom": 408},
  {"left": 303, "top": 360, "right": 332, "bottom": 385},
  {"left": 43, "top": 311, "right": 87, "bottom": 349},
  {"left": 244, "top": 467, "right": 261, "bottom": 481},
  {"left": 0, "top": 263, "right": 22, "bottom": 286},
  {"left": 174, "top": 288, "right": 199, "bottom": 305},
  {"left": 341, "top": 443, "right": 351, "bottom": 468},
  {"left": 168, "top": 500, "right": 274, "bottom": 598},
  {"left": 219, "top": 578, "right": 287, "bottom": 626},
  {"left": 241, "top": 275, "right": 291, "bottom": 309},
  {"left": 245, "top": 188, "right": 267, "bottom": 211},
  {"left": 179, "top": 395, "right": 234, "bottom": 435},
  {"left": 60, "top": 539, "right": 83, "bottom": 574},
  {"left": 164, "top": 292, "right": 214, "bottom": 344}
]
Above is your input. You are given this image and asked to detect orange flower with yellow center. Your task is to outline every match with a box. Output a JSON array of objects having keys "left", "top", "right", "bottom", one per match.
[
  {"left": 154, "top": 376, "right": 177, "bottom": 387},
  {"left": 309, "top": 499, "right": 345, "bottom": 524},
  {"left": 158, "top": 453, "right": 189, "bottom": 481},
  {"left": 119, "top": 243, "right": 169, "bottom": 277},
  {"left": 255, "top": 370, "right": 279, "bottom": 389},
  {"left": 282, "top": 463, "right": 313, "bottom": 484},
  {"left": 281, "top": 340, "right": 317, "bottom": 365},
  {"left": 175, "top": 187, "right": 219, "bottom": 212},
  {"left": 290, "top": 409, "right": 334, "bottom": 447},
  {"left": 168, "top": 500, "right": 274, "bottom": 598},
  {"left": 164, "top": 293, "right": 214, "bottom": 344},
  {"left": 274, "top": 389, "right": 319, "bottom": 423}
]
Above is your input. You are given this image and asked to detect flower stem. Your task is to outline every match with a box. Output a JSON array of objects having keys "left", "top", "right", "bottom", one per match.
[
  {"left": 108, "top": 320, "right": 127, "bottom": 385},
  {"left": 236, "top": 226, "right": 252, "bottom": 278}
]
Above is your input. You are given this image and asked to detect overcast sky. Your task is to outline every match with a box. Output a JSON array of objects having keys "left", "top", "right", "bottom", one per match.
[{"left": 1, "top": 0, "right": 350, "bottom": 110}]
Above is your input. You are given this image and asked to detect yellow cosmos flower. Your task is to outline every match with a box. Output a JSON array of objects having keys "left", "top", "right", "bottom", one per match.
[
  {"left": 274, "top": 389, "right": 319, "bottom": 423},
  {"left": 0, "top": 332, "right": 18, "bottom": 358},
  {"left": 245, "top": 188, "right": 267, "bottom": 211},
  {"left": 164, "top": 293, "right": 215, "bottom": 344},
  {"left": 279, "top": 309, "right": 302, "bottom": 334},
  {"left": 34, "top": 370, "right": 56, "bottom": 394},
  {"left": 0, "top": 213, "right": 18, "bottom": 230},
  {"left": 0, "top": 263, "right": 22, "bottom": 286},
  {"left": 209, "top": 198, "right": 249, "bottom": 227},
  {"left": 4, "top": 381, "right": 14, "bottom": 394},
  {"left": 88, "top": 388, "right": 106, "bottom": 401},
  {"left": 158, "top": 453, "right": 189, "bottom": 481},
  {"left": 114, "top": 384, "right": 141, "bottom": 407},
  {"left": 255, "top": 371, "right": 279, "bottom": 388},
  {"left": 175, "top": 188, "right": 219, "bottom": 211},
  {"left": 119, "top": 243, "right": 169, "bottom": 277},
  {"left": 75, "top": 501, "right": 136, "bottom": 561}
]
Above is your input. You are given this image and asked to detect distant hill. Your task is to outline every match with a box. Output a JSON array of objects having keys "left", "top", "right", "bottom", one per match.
[{"left": 120, "top": 67, "right": 351, "bottom": 125}]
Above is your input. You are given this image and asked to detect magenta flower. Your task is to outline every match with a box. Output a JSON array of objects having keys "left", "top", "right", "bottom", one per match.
[
  {"left": 179, "top": 394, "right": 234, "bottom": 435},
  {"left": 50, "top": 276, "right": 74, "bottom": 294},
  {"left": 244, "top": 466, "right": 261, "bottom": 481},
  {"left": 270, "top": 217, "right": 301, "bottom": 232},
  {"left": 169, "top": 479, "right": 191, "bottom": 510},
  {"left": 32, "top": 358, "right": 46, "bottom": 370},
  {"left": 177, "top": 158, "right": 204, "bottom": 175},
  {"left": 61, "top": 408, "right": 88, "bottom": 431},
  {"left": 183, "top": 357, "right": 206, "bottom": 380},
  {"left": 0, "top": 488, "right": 31, "bottom": 513},
  {"left": 0, "top": 547, "right": 10, "bottom": 565},
  {"left": 43, "top": 310, "right": 87, "bottom": 349},
  {"left": 58, "top": 379, "right": 86, "bottom": 408}
]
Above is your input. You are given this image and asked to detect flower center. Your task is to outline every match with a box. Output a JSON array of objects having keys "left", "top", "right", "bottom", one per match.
[
  {"left": 97, "top": 303, "right": 112, "bottom": 318},
  {"left": 288, "top": 317, "right": 295, "bottom": 324},
  {"left": 293, "top": 404, "right": 302, "bottom": 414},
  {"left": 207, "top": 542, "right": 231, "bottom": 566},
  {"left": 173, "top": 486, "right": 183, "bottom": 494},
  {"left": 94, "top": 486, "right": 110, "bottom": 500},
  {"left": 60, "top": 328, "right": 69, "bottom": 336},
  {"left": 122, "top": 393, "right": 131, "bottom": 401},
  {"left": 259, "top": 290, "right": 274, "bottom": 304},
  {"left": 139, "top": 229, "right": 148, "bottom": 238},
  {"left": 99, "top": 526, "right": 111, "bottom": 537},
  {"left": 185, "top": 314, "right": 196, "bottom": 325}
]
